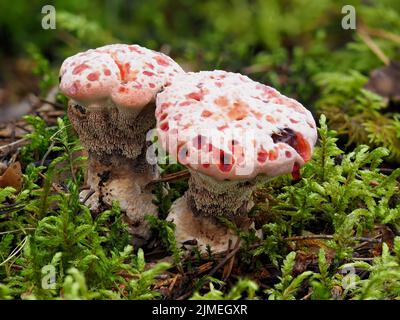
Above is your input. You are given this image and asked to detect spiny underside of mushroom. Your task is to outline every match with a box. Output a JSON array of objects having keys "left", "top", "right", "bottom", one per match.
[
  {"left": 67, "top": 100, "right": 155, "bottom": 164},
  {"left": 186, "top": 171, "right": 256, "bottom": 217}
]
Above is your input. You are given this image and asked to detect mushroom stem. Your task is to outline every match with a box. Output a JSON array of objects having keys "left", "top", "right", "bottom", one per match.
[
  {"left": 167, "top": 171, "right": 257, "bottom": 253},
  {"left": 167, "top": 197, "right": 239, "bottom": 254},
  {"left": 186, "top": 171, "right": 256, "bottom": 217},
  {"left": 83, "top": 153, "right": 157, "bottom": 244},
  {"left": 68, "top": 101, "right": 158, "bottom": 243}
]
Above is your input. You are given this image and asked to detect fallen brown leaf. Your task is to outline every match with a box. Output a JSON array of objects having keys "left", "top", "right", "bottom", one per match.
[{"left": 0, "top": 161, "right": 22, "bottom": 191}]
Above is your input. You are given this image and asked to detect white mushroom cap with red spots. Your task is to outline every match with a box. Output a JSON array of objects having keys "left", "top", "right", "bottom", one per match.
[
  {"left": 156, "top": 70, "right": 318, "bottom": 181},
  {"left": 59, "top": 44, "right": 184, "bottom": 109}
]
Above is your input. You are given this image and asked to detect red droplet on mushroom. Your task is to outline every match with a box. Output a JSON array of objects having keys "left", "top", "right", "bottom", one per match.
[
  {"left": 72, "top": 63, "right": 89, "bottom": 75},
  {"left": 186, "top": 91, "right": 203, "bottom": 101},
  {"left": 160, "top": 113, "right": 168, "bottom": 121},
  {"left": 215, "top": 96, "right": 229, "bottom": 107},
  {"left": 128, "top": 46, "right": 142, "bottom": 54},
  {"left": 154, "top": 55, "right": 170, "bottom": 66},
  {"left": 291, "top": 162, "right": 301, "bottom": 181},
  {"left": 217, "top": 150, "right": 234, "bottom": 172},
  {"left": 145, "top": 63, "right": 155, "bottom": 70},
  {"left": 149, "top": 83, "right": 156, "bottom": 88},
  {"left": 266, "top": 115, "right": 276, "bottom": 123},
  {"left": 228, "top": 99, "right": 248, "bottom": 120},
  {"left": 104, "top": 69, "right": 111, "bottom": 76},
  {"left": 87, "top": 72, "right": 100, "bottom": 81},
  {"left": 179, "top": 101, "right": 192, "bottom": 106},
  {"left": 160, "top": 122, "right": 169, "bottom": 131},
  {"left": 268, "top": 149, "right": 278, "bottom": 161},
  {"left": 70, "top": 81, "right": 80, "bottom": 95},
  {"left": 201, "top": 110, "right": 213, "bottom": 117},
  {"left": 285, "top": 151, "right": 292, "bottom": 158},
  {"left": 115, "top": 60, "right": 126, "bottom": 80},
  {"left": 251, "top": 110, "right": 262, "bottom": 120},
  {"left": 257, "top": 148, "right": 268, "bottom": 163},
  {"left": 290, "top": 118, "right": 299, "bottom": 124},
  {"left": 294, "top": 132, "right": 311, "bottom": 161},
  {"left": 143, "top": 71, "right": 155, "bottom": 77},
  {"left": 173, "top": 114, "right": 182, "bottom": 121},
  {"left": 218, "top": 124, "right": 229, "bottom": 131}
]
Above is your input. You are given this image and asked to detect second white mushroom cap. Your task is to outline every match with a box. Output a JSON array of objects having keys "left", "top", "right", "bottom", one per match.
[{"left": 156, "top": 70, "right": 318, "bottom": 181}]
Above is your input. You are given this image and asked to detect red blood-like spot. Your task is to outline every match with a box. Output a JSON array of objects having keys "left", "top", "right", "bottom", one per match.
[
  {"left": 72, "top": 63, "right": 89, "bottom": 75},
  {"left": 291, "top": 162, "right": 301, "bottom": 181},
  {"left": 154, "top": 55, "right": 170, "bottom": 66},
  {"left": 201, "top": 110, "right": 213, "bottom": 117},
  {"left": 179, "top": 101, "right": 192, "bottom": 106},
  {"left": 160, "top": 122, "right": 169, "bottom": 131},
  {"left": 113, "top": 58, "right": 128, "bottom": 81},
  {"left": 257, "top": 84, "right": 279, "bottom": 98},
  {"left": 285, "top": 151, "right": 292, "bottom": 158},
  {"left": 251, "top": 110, "right": 263, "bottom": 120},
  {"left": 119, "top": 86, "right": 128, "bottom": 93},
  {"left": 257, "top": 148, "right": 268, "bottom": 163},
  {"left": 266, "top": 115, "right": 276, "bottom": 123},
  {"left": 70, "top": 81, "right": 80, "bottom": 95},
  {"left": 143, "top": 71, "right": 154, "bottom": 77},
  {"left": 145, "top": 63, "right": 155, "bottom": 70},
  {"left": 268, "top": 149, "right": 278, "bottom": 161},
  {"left": 132, "top": 83, "right": 142, "bottom": 89},
  {"left": 149, "top": 83, "right": 156, "bottom": 88},
  {"left": 129, "top": 46, "right": 142, "bottom": 54},
  {"left": 214, "top": 96, "right": 229, "bottom": 107},
  {"left": 159, "top": 113, "right": 168, "bottom": 121},
  {"left": 207, "top": 143, "right": 214, "bottom": 152},
  {"left": 202, "top": 163, "right": 210, "bottom": 168},
  {"left": 218, "top": 124, "right": 229, "bottom": 131},
  {"left": 295, "top": 133, "right": 311, "bottom": 161},
  {"left": 186, "top": 92, "right": 203, "bottom": 101},
  {"left": 217, "top": 150, "right": 234, "bottom": 172},
  {"left": 104, "top": 69, "right": 111, "bottom": 76},
  {"left": 228, "top": 99, "right": 248, "bottom": 120},
  {"left": 173, "top": 114, "right": 182, "bottom": 121},
  {"left": 87, "top": 72, "right": 100, "bottom": 81},
  {"left": 290, "top": 118, "right": 299, "bottom": 124},
  {"left": 158, "top": 106, "right": 170, "bottom": 116}
]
